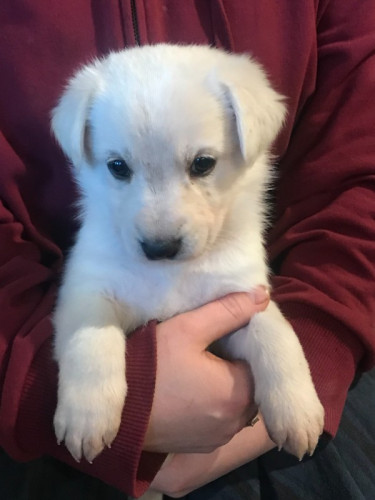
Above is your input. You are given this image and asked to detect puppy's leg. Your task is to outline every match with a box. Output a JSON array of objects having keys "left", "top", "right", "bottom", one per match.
[
  {"left": 220, "top": 300, "right": 324, "bottom": 459},
  {"left": 53, "top": 291, "right": 135, "bottom": 462}
]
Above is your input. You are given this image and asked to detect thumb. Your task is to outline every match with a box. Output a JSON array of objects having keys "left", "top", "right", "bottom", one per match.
[{"left": 178, "top": 288, "right": 270, "bottom": 347}]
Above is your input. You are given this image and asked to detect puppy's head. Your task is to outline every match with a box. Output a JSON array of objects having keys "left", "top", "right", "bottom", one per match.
[{"left": 52, "top": 45, "right": 285, "bottom": 262}]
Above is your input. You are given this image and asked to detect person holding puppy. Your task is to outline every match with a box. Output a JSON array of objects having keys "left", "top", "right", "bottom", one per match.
[{"left": 0, "top": 1, "right": 374, "bottom": 499}]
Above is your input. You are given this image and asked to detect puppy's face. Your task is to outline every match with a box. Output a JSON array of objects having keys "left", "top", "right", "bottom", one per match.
[
  {"left": 52, "top": 46, "right": 285, "bottom": 262},
  {"left": 86, "top": 79, "right": 247, "bottom": 262}
]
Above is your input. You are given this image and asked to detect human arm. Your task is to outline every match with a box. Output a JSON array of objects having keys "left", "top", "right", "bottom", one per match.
[
  {"left": 144, "top": 0, "right": 375, "bottom": 495},
  {"left": 269, "top": 0, "right": 375, "bottom": 437},
  {"left": 0, "top": 3, "right": 271, "bottom": 494},
  {"left": 150, "top": 417, "right": 274, "bottom": 498},
  {"left": 0, "top": 177, "right": 269, "bottom": 496},
  {"left": 0, "top": 5, "right": 163, "bottom": 493},
  {"left": 0, "top": 188, "right": 163, "bottom": 496},
  {"left": 144, "top": 292, "right": 274, "bottom": 497}
]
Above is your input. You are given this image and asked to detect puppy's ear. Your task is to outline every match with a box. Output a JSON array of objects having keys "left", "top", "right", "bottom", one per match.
[
  {"left": 51, "top": 63, "right": 101, "bottom": 168},
  {"left": 217, "top": 55, "right": 286, "bottom": 163}
]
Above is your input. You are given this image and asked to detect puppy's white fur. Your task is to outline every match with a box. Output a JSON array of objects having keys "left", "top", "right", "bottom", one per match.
[{"left": 52, "top": 45, "right": 324, "bottom": 465}]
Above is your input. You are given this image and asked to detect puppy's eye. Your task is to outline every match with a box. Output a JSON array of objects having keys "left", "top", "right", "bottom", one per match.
[
  {"left": 107, "top": 158, "right": 133, "bottom": 181},
  {"left": 190, "top": 156, "right": 216, "bottom": 178}
]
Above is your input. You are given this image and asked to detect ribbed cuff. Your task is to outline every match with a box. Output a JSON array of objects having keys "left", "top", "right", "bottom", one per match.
[
  {"left": 16, "top": 321, "right": 165, "bottom": 497},
  {"left": 278, "top": 302, "right": 363, "bottom": 437}
]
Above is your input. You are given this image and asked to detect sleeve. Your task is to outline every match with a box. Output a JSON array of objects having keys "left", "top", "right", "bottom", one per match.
[
  {"left": 0, "top": 138, "right": 164, "bottom": 497},
  {"left": 269, "top": 0, "right": 375, "bottom": 437}
]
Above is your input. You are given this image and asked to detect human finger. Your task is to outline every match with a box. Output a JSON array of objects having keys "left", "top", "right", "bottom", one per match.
[{"left": 172, "top": 288, "right": 270, "bottom": 347}]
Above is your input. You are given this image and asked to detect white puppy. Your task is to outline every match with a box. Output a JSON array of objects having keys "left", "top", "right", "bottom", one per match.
[{"left": 51, "top": 44, "right": 324, "bottom": 465}]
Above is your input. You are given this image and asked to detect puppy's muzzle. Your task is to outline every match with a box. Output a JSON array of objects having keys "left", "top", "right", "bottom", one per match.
[{"left": 140, "top": 237, "right": 182, "bottom": 260}]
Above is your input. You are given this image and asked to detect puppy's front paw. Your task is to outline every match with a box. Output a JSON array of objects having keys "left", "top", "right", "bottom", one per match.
[
  {"left": 54, "top": 375, "right": 127, "bottom": 463},
  {"left": 260, "top": 381, "right": 324, "bottom": 460}
]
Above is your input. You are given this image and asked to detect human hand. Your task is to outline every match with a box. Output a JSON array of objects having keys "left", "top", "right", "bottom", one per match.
[
  {"left": 143, "top": 289, "right": 270, "bottom": 454},
  {"left": 151, "top": 417, "right": 275, "bottom": 497}
]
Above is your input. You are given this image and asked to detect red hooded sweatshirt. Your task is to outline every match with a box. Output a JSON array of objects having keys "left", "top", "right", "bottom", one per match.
[{"left": 0, "top": 0, "right": 374, "bottom": 497}]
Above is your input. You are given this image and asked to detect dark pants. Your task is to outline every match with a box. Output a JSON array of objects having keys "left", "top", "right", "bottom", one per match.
[
  {"left": 1, "top": 369, "right": 375, "bottom": 500},
  {"left": 184, "top": 369, "right": 375, "bottom": 500}
]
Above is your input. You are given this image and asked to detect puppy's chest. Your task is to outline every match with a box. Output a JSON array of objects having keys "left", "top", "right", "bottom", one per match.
[{"left": 111, "top": 262, "right": 260, "bottom": 324}]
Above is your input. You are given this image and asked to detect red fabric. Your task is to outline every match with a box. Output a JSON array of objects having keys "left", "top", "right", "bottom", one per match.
[{"left": 0, "top": 0, "right": 374, "bottom": 496}]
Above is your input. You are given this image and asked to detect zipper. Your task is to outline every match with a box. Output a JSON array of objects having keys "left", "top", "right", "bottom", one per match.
[{"left": 130, "top": 0, "right": 141, "bottom": 45}]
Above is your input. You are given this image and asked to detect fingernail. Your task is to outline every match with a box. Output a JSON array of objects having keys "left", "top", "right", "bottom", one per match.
[{"left": 250, "top": 286, "right": 270, "bottom": 304}]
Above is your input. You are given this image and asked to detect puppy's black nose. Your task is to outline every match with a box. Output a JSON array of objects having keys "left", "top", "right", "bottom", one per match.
[{"left": 140, "top": 238, "right": 182, "bottom": 260}]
